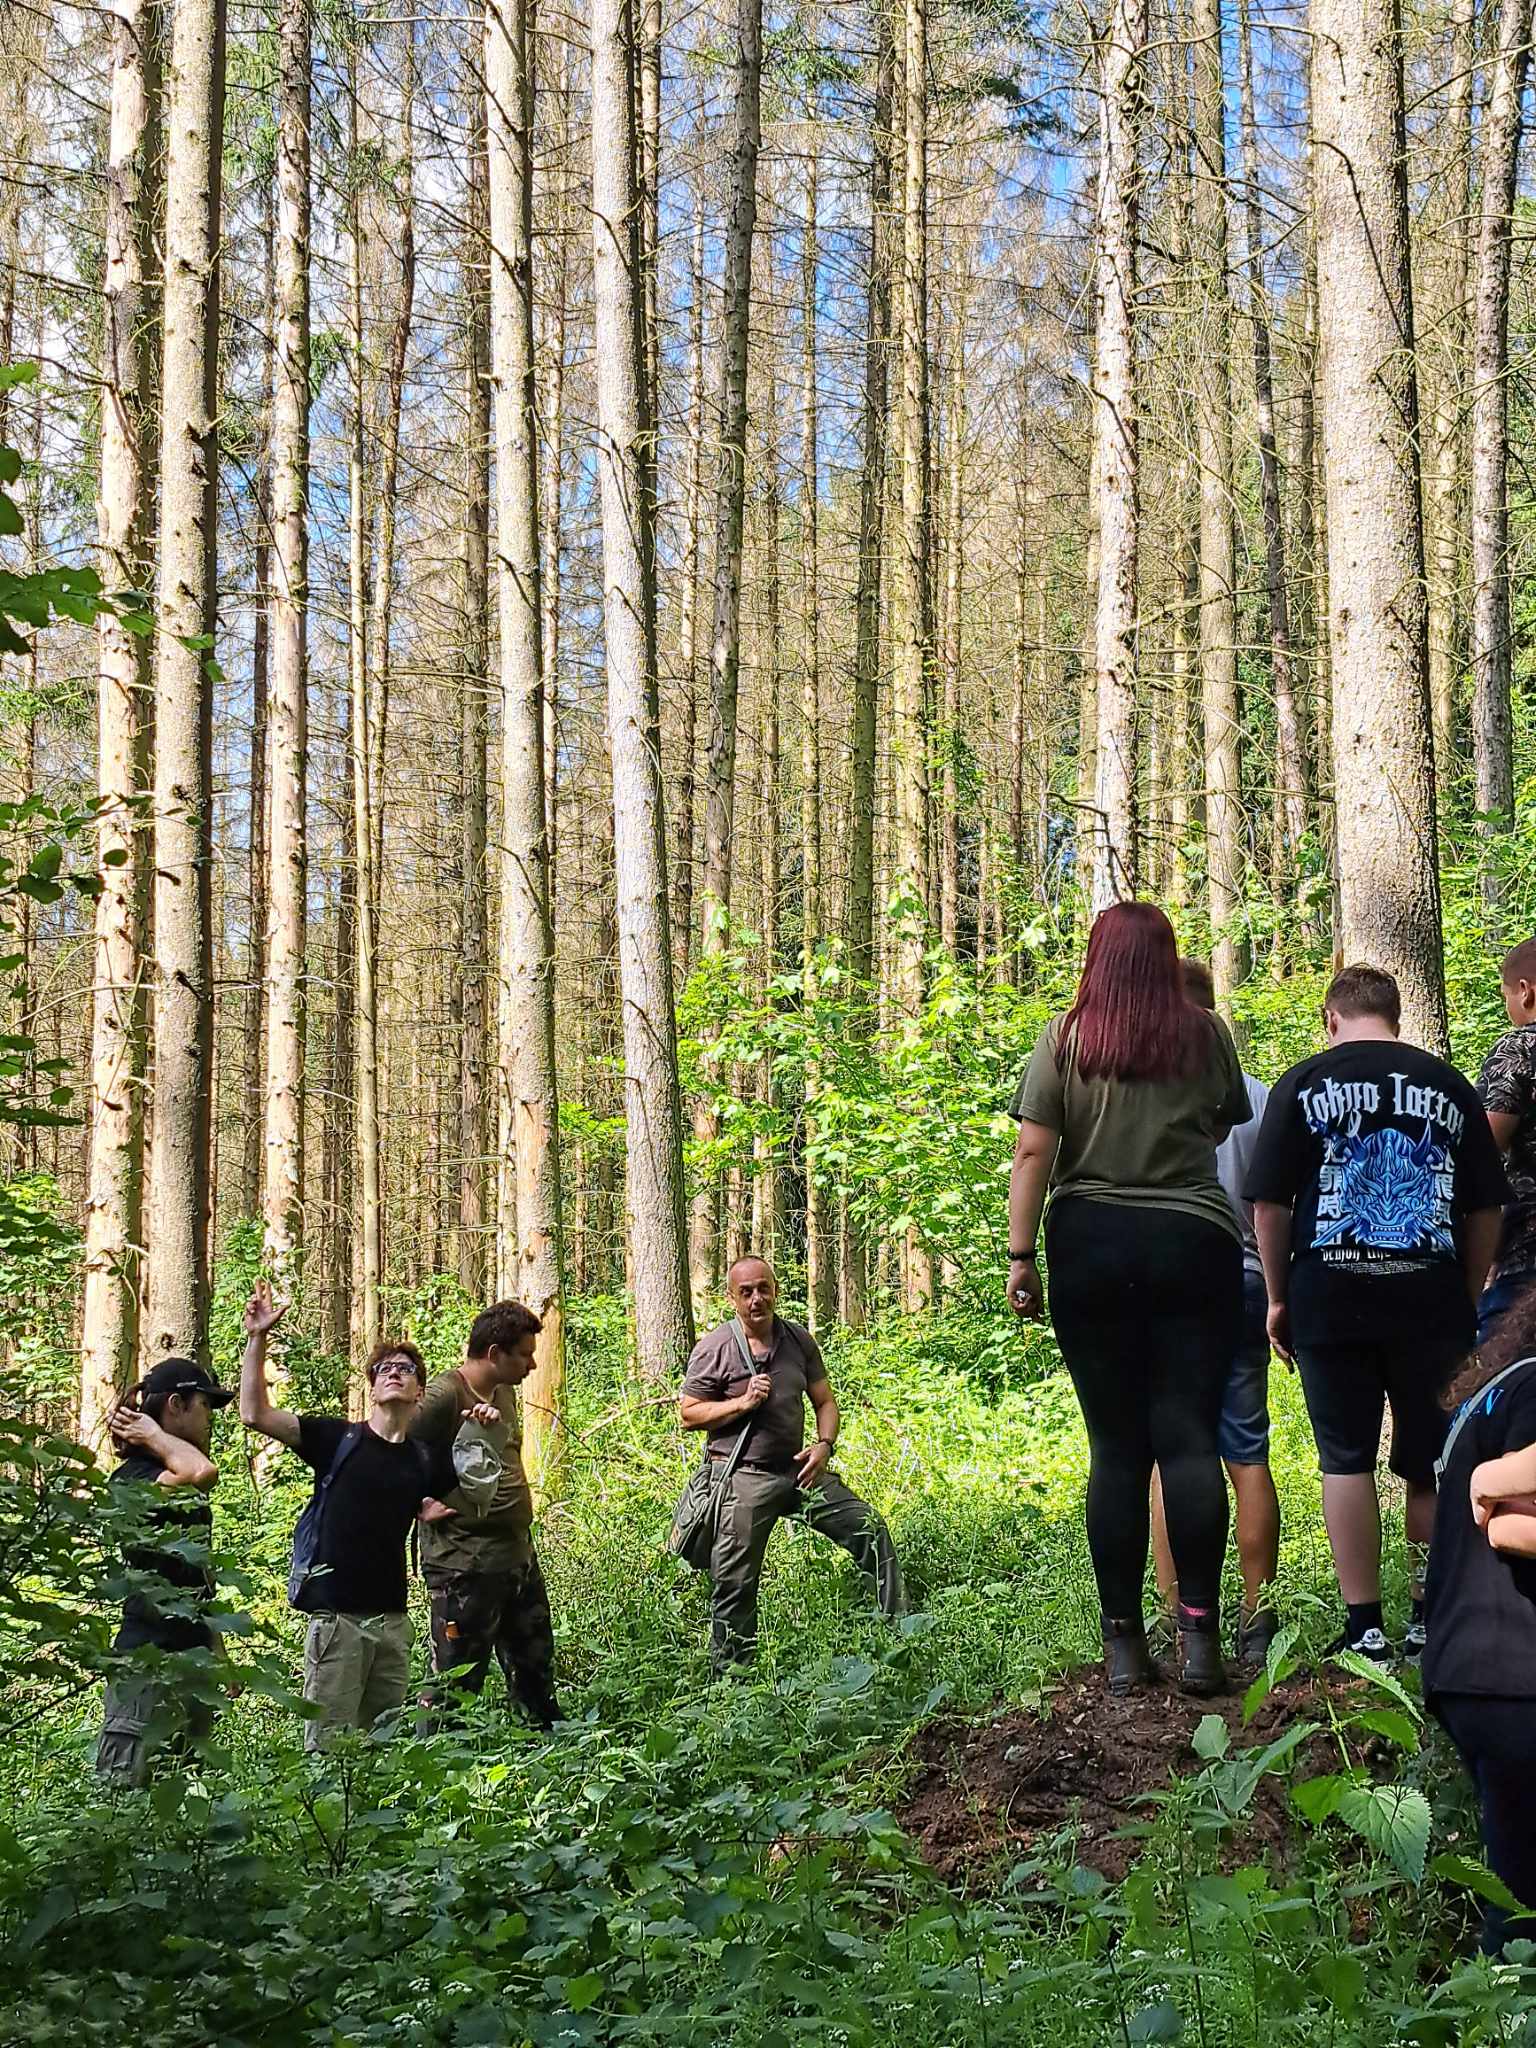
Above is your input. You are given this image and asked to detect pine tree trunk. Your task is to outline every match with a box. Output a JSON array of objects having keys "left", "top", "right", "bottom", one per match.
[
  {"left": 458, "top": 82, "right": 491, "bottom": 1297},
  {"left": 843, "top": 15, "right": 892, "bottom": 1330},
  {"left": 1237, "top": 0, "right": 1303, "bottom": 881},
  {"left": 674, "top": 200, "right": 707, "bottom": 979},
  {"left": 145, "top": 0, "right": 225, "bottom": 1365},
  {"left": 488, "top": 0, "right": 566, "bottom": 1481},
  {"left": 1425, "top": 0, "right": 1474, "bottom": 778},
  {"left": 244, "top": 195, "right": 270, "bottom": 1220},
  {"left": 754, "top": 464, "right": 783, "bottom": 1259},
  {"left": 262, "top": 0, "right": 310, "bottom": 1281},
  {"left": 347, "top": 55, "right": 381, "bottom": 1358},
  {"left": 82, "top": 0, "right": 157, "bottom": 1431},
  {"left": 1089, "top": 0, "right": 1145, "bottom": 912},
  {"left": 939, "top": 298, "right": 964, "bottom": 950},
  {"left": 692, "top": 0, "right": 763, "bottom": 1304},
  {"left": 1469, "top": 0, "right": 1530, "bottom": 886},
  {"left": 1191, "top": 0, "right": 1244, "bottom": 1003},
  {"left": 589, "top": 0, "right": 694, "bottom": 1379},
  {"left": 1312, "top": 0, "right": 1448, "bottom": 1049},
  {"left": 893, "top": 0, "right": 932, "bottom": 1011}
]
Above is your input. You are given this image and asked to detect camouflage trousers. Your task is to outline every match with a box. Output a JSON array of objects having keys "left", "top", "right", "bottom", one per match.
[{"left": 420, "top": 1553, "right": 560, "bottom": 1728}]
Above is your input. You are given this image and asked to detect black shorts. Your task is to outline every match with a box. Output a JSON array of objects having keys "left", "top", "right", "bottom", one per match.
[{"left": 1293, "top": 1337, "right": 1466, "bottom": 1483}]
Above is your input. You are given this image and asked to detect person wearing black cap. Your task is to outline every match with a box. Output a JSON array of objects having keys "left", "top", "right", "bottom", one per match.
[
  {"left": 239, "top": 1280, "right": 499, "bottom": 1747},
  {"left": 96, "top": 1357, "right": 233, "bottom": 1786}
]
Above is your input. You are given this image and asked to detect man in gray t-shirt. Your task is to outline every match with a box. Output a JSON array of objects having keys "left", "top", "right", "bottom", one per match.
[
  {"left": 679, "top": 1255, "right": 903, "bottom": 1668},
  {"left": 1151, "top": 962, "right": 1280, "bottom": 1666}
]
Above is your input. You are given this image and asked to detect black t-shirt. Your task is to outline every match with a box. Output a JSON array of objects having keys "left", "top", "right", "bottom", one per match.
[
  {"left": 111, "top": 1452, "right": 216, "bottom": 1653},
  {"left": 1244, "top": 1039, "right": 1509, "bottom": 1347},
  {"left": 1422, "top": 1358, "right": 1536, "bottom": 1699},
  {"left": 292, "top": 1418, "right": 451, "bottom": 1617}
]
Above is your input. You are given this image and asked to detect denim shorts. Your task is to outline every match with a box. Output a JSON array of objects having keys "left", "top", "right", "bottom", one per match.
[{"left": 1218, "top": 1267, "right": 1272, "bottom": 1465}]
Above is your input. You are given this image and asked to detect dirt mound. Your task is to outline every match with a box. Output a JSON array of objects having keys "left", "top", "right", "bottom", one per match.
[{"left": 899, "top": 1663, "right": 1381, "bottom": 1888}]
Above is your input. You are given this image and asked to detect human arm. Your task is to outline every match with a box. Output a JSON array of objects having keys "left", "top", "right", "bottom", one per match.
[
  {"left": 1253, "top": 1201, "right": 1294, "bottom": 1363},
  {"left": 1008, "top": 1119, "right": 1058, "bottom": 1318},
  {"left": 678, "top": 1334, "right": 771, "bottom": 1430},
  {"left": 1488, "top": 1110, "right": 1521, "bottom": 1154},
  {"left": 237, "top": 1278, "right": 299, "bottom": 1447},
  {"left": 796, "top": 1377, "right": 840, "bottom": 1488},
  {"left": 1463, "top": 1207, "right": 1503, "bottom": 1307},
  {"left": 108, "top": 1405, "right": 218, "bottom": 1491},
  {"left": 679, "top": 1379, "right": 771, "bottom": 1430}
]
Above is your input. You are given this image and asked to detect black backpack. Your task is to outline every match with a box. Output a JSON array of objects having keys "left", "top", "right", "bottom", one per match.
[{"left": 287, "top": 1422, "right": 434, "bottom": 1609}]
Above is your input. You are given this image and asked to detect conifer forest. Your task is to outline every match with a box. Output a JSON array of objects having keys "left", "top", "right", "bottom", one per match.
[{"left": 4, "top": 0, "right": 1536, "bottom": 2034}]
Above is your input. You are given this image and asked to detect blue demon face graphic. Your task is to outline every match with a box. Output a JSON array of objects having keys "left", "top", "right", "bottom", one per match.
[{"left": 1312, "top": 1120, "right": 1455, "bottom": 1255}]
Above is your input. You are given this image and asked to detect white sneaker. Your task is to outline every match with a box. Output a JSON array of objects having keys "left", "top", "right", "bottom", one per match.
[
  {"left": 1402, "top": 1620, "right": 1426, "bottom": 1657},
  {"left": 1336, "top": 1625, "right": 1393, "bottom": 1665}
]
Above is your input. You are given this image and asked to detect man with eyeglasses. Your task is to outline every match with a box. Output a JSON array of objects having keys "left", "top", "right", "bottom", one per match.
[
  {"left": 97, "top": 1356, "right": 233, "bottom": 1785},
  {"left": 679, "top": 1255, "right": 903, "bottom": 1668},
  {"left": 239, "top": 1281, "right": 499, "bottom": 1747}
]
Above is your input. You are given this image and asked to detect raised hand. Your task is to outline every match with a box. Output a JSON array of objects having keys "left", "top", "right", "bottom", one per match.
[{"left": 243, "top": 1276, "right": 288, "bottom": 1340}]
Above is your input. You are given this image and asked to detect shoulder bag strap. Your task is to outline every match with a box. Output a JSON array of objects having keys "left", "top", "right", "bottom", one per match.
[
  {"left": 1436, "top": 1355, "right": 1536, "bottom": 1483},
  {"left": 712, "top": 1322, "right": 763, "bottom": 1483}
]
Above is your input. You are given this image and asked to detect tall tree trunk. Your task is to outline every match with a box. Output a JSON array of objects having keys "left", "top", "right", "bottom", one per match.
[
  {"left": 1426, "top": 0, "right": 1474, "bottom": 779},
  {"left": 753, "top": 465, "right": 783, "bottom": 1259},
  {"left": 589, "top": 0, "right": 694, "bottom": 1378},
  {"left": 799, "top": 139, "right": 833, "bottom": 1323},
  {"left": 1089, "top": 0, "right": 1145, "bottom": 912},
  {"left": 1191, "top": 0, "right": 1244, "bottom": 1003},
  {"left": 939, "top": 291, "right": 964, "bottom": 949},
  {"left": 81, "top": 0, "right": 157, "bottom": 1432},
  {"left": 1237, "top": 0, "right": 1304, "bottom": 881},
  {"left": 488, "top": 0, "right": 566, "bottom": 1480},
  {"left": 323, "top": 790, "right": 356, "bottom": 1358},
  {"left": 1469, "top": 0, "right": 1530, "bottom": 888},
  {"left": 893, "top": 0, "right": 932, "bottom": 1011},
  {"left": 674, "top": 199, "right": 707, "bottom": 978},
  {"left": 262, "top": 0, "right": 310, "bottom": 1281},
  {"left": 145, "top": 0, "right": 225, "bottom": 1365},
  {"left": 691, "top": 0, "right": 763, "bottom": 1302},
  {"left": 1312, "top": 0, "right": 1448, "bottom": 1049},
  {"left": 244, "top": 195, "right": 271, "bottom": 1220},
  {"left": 459, "top": 82, "right": 491, "bottom": 1296},
  {"left": 843, "top": 14, "right": 892, "bottom": 1329},
  {"left": 347, "top": 54, "right": 381, "bottom": 1358}
]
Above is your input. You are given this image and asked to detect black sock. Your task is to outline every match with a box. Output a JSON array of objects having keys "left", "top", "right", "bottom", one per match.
[
  {"left": 1411, "top": 1596, "right": 1425, "bottom": 1625},
  {"left": 1346, "top": 1600, "right": 1384, "bottom": 1642}
]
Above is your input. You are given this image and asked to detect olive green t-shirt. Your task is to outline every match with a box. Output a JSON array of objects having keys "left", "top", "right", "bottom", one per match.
[
  {"left": 410, "top": 1370, "right": 534, "bottom": 1573},
  {"left": 1011, "top": 1011, "right": 1252, "bottom": 1240}
]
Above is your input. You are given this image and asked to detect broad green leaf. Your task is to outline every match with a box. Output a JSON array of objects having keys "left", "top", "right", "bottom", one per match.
[
  {"left": 1308, "top": 1952, "right": 1365, "bottom": 2012},
  {"left": 1192, "top": 1713, "right": 1229, "bottom": 1760},
  {"left": 1336, "top": 1782, "right": 1431, "bottom": 1884},
  {"left": 564, "top": 1971, "right": 604, "bottom": 2013},
  {"left": 1291, "top": 1772, "right": 1348, "bottom": 1824},
  {"left": 1127, "top": 2002, "right": 1183, "bottom": 2041},
  {"left": 1428, "top": 1851, "right": 1530, "bottom": 1915},
  {"left": 1355, "top": 1707, "right": 1421, "bottom": 1750}
]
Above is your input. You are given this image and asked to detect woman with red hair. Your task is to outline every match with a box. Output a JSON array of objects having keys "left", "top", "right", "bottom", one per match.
[{"left": 1007, "top": 901, "right": 1251, "bottom": 1695}]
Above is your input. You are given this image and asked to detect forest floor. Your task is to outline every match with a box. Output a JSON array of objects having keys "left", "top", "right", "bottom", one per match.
[{"left": 899, "top": 1662, "right": 1392, "bottom": 1887}]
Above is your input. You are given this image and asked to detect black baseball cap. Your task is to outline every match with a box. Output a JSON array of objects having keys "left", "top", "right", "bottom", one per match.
[{"left": 137, "top": 1357, "right": 235, "bottom": 1408}]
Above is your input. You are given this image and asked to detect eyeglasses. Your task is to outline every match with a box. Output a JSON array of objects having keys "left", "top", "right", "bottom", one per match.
[{"left": 374, "top": 1358, "right": 420, "bottom": 1381}]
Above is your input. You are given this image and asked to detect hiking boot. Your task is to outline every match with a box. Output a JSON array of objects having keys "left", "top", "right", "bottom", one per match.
[
  {"left": 1236, "top": 1608, "right": 1279, "bottom": 1671},
  {"left": 1330, "top": 1625, "right": 1392, "bottom": 1666},
  {"left": 1101, "top": 1616, "right": 1155, "bottom": 1697},
  {"left": 1177, "top": 1605, "right": 1225, "bottom": 1697}
]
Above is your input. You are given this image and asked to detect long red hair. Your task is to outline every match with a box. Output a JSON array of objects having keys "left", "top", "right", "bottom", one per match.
[{"left": 1058, "top": 902, "right": 1208, "bottom": 1082}]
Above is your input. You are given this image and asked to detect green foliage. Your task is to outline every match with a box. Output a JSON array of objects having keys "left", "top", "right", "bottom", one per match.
[{"left": 0, "top": 1174, "right": 82, "bottom": 1403}]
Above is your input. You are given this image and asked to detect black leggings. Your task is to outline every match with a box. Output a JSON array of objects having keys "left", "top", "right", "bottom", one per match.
[
  {"left": 1433, "top": 1693, "right": 1536, "bottom": 1953},
  {"left": 1046, "top": 1196, "right": 1242, "bottom": 1616}
]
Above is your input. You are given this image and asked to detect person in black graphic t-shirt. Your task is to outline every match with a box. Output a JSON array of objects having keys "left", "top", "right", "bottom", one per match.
[{"left": 1246, "top": 965, "right": 1507, "bottom": 1662}]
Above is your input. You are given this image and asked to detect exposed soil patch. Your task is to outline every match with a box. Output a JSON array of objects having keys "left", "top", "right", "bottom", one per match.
[{"left": 899, "top": 1663, "right": 1388, "bottom": 1889}]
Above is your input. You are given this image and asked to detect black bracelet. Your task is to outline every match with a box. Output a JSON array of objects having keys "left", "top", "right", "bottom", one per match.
[
  {"left": 1009, "top": 1248, "right": 1037, "bottom": 1262},
  {"left": 816, "top": 1437, "right": 836, "bottom": 1450}
]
